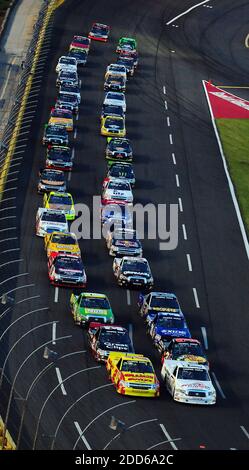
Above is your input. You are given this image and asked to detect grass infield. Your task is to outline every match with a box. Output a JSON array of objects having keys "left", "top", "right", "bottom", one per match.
[{"left": 216, "top": 118, "right": 249, "bottom": 234}]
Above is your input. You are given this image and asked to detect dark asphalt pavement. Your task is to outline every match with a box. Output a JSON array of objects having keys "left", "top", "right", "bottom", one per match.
[{"left": 0, "top": 0, "right": 249, "bottom": 450}]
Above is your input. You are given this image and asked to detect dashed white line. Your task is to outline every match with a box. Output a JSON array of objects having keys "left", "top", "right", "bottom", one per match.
[
  {"left": 52, "top": 322, "right": 57, "bottom": 345},
  {"left": 178, "top": 197, "right": 183, "bottom": 212},
  {"left": 76, "top": 113, "right": 79, "bottom": 121},
  {"left": 175, "top": 174, "right": 180, "bottom": 187},
  {"left": 72, "top": 147, "right": 75, "bottom": 160},
  {"left": 55, "top": 368, "right": 67, "bottom": 396},
  {"left": 172, "top": 152, "right": 176, "bottom": 165},
  {"left": 127, "top": 289, "right": 131, "bottom": 305},
  {"left": 193, "top": 287, "right": 200, "bottom": 308},
  {"left": 163, "top": 86, "right": 166, "bottom": 94},
  {"left": 164, "top": 100, "right": 168, "bottom": 110},
  {"left": 182, "top": 224, "right": 187, "bottom": 240},
  {"left": 54, "top": 287, "right": 59, "bottom": 303},
  {"left": 240, "top": 426, "right": 249, "bottom": 440},
  {"left": 167, "top": 116, "right": 170, "bottom": 127},
  {"left": 68, "top": 171, "right": 72, "bottom": 182},
  {"left": 74, "top": 128, "right": 77, "bottom": 139},
  {"left": 169, "top": 133, "right": 173, "bottom": 145},
  {"left": 186, "top": 254, "right": 192, "bottom": 271},
  {"left": 201, "top": 326, "right": 208, "bottom": 350},
  {"left": 211, "top": 372, "right": 226, "bottom": 399},
  {"left": 74, "top": 421, "right": 91, "bottom": 450},
  {"left": 159, "top": 423, "right": 178, "bottom": 450}
]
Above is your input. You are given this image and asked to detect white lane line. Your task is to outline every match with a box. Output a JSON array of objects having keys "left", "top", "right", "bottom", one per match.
[
  {"left": 182, "top": 224, "right": 187, "bottom": 240},
  {"left": 147, "top": 438, "right": 181, "bottom": 450},
  {"left": 164, "top": 100, "right": 168, "bottom": 110},
  {"left": 74, "top": 128, "right": 77, "bottom": 139},
  {"left": 68, "top": 171, "right": 72, "bottom": 182},
  {"left": 74, "top": 421, "right": 91, "bottom": 450},
  {"left": 169, "top": 133, "right": 173, "bottom": 145},
  {"left": 126, "top": 289, "right": 131, "bottom": 305},
  {"left": 163, "top": 86, "right": 166, "bottom": 94},
  {"left": 240, "top": 426, "right": 249, "bottom": 440},
  {"left": 0, "top": 57, "right": 16, "bottom": 99},
  {"left": 159, "top": 423, "right": 178, "bottom": 450},
  {"left": 172, "top": 152, "right": 176, "bottom": 165},
  {"left": 55, "top": 368, "right": 67, "bottom": 396},
  {"left": 166, "top": 0, "right": 211, "bottom": 25},
  {"left": 203, "top": 80, "right": 249, "bottom": 261},
  {"left": 72, "top": 147, "right": 75, "bottom": 160},
  {"left": 16, "top": 295, "right": 40, "bottom": 304},
  {"left": 52, "top": 322, "right": 57, "bottom": 345},
  {"left": 128, "top": 323, "right": 133, "bottom": 345},
  {"left": 54, "top": 287, "right": 59, "bottom": 303},
  {"left": 76, "top": 113, "right": 79, "bottom": 121},
  {"left": 211, "top": 372, "right": 226, "bottom": 399},
  {"left": 186, "top": 253, "right": 192, "bottom": 271},
  {"left": 201, "top": 326, "right": 208, "bottom": 350},
  {"left": 175, "top": 174, "right": 180, "bottom": 187},
  {"left": 178, "top": 197, "right": 183, "bottom": 212},
  {"left": 193, "top": 287, "right": 200, "bottom": 308},
  {"left": 167, "top": 116, "right": 170, "bottom": 127},
  {"left": 245, "top": 34, "right": 249, "bottom": 48}
]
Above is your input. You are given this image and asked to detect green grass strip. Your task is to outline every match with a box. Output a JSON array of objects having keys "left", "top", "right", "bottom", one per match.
[{"left": 216, "top": 119, "right": 249, "bottom": 233}]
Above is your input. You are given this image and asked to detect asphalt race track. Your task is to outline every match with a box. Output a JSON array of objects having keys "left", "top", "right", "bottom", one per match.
[{"left": 0, "top": 0, "right": 249, "bottom": 450}]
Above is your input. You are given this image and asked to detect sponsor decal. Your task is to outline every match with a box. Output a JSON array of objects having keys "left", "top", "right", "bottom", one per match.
[{"left": 204, "top": 81, "right": 249, "bottom": 118}]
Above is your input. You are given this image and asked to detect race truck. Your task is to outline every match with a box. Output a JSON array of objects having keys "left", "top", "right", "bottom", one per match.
[
  {"left": 113, "top": 256, "right": 153, "bottom": 290},
  {"left": 106, "top": 352, "right": 160, "bottom": 397},
  {"left": 70, "top": 292, "right": 114, "bottom": 326},
  {"left": 161, "top": 360, "right": 216, "bottom": 405},
  {"left": 87, "top": 323, "right": 134, "bottom": 362}
]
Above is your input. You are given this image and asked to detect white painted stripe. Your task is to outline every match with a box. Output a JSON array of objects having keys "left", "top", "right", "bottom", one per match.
[
  {"left": 159, "top": 423, "right": 178, "bottom": 450},
  {"left": 186, "top": 253, "right": 192, "bottom": 271},
  {"left": 74, "top": 421, "right": 91, "bottom": 450},
  {"left": 182, "top": 224, "right": 187, "bottom": 240},
  {"left": 52, "top": 322, "right": 56, "bottom": 345},
  {"left": 72, "top": 147, "right": 75, "bottom": 160},
  {"left": 175, "top": 174, "right": 180, "bottom": 187},
  {"left": 178, "top": 197, "right": 183, "bottom": 212},
  {"left": 74, "top": 128, "right": 77, "bottom": 139},
  {"left": 16, "top": 295, "right": 40, "bottom": 304},
  {"left": 163, "top": 86, "right": 166, "bottom": 94},
  {"left": 127, "top": 289, "right": 131, "bottom": 305},
  {"left": 245, "top": 34, "right": 249, "bottom": 48},
  {"left": 167, "top": 116, "right": 171, "bottom": 127},
  {"left": 68, "top": 171, "right": 72, "bottom": 182},
  {"left": 54, "top": 287, "right": 59, "bottom": 303},
  {"left": 201, "top": 326, "right": 208, "bottom": 350},
  {"left": 147, "top": 438, "right": 181, "bottom": 450},
  {"left": 169, "top": 133, "right": 173, "bottom": 145},
  {"left": 0, "top": 57, "right": 16, "bottom": 100},
  {"left": 166, "top": 0, "right": 211, "bottom": 25},
  {"left": 128, "top": 323, "right": 133, "bottom": 345},
  {"left": 55, "top": 368, "right": 67, "bottom": 395},
  {"left": 172, "top": 152, "right": 176, "bottom": 165},
  {"left": 193, "top": 287, "right": 200, "bottom": 308},
  {"left": 240, "top": 426, "right": 249, "bottom": 440},
  {"left": 164, "top": 100, "right": 168, "bottom": 110},
  {"left": 76, "top": 113, "right": 79, "bottom": 121},
  {"left": 211, "top": 372, "right": 226, "bottom": 399},
  {"left": 203, "top": 80, "right": 249, "bottom": 261}
]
